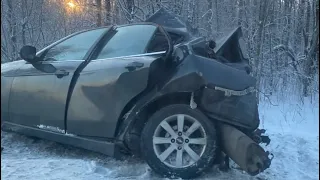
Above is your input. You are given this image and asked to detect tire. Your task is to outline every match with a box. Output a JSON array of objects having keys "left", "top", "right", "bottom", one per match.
[{"left": 141, "top": 104, "right": 217, "bottom": 179}]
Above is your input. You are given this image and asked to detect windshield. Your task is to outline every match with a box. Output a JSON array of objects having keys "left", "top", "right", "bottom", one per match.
[
  {"left": 37, "top": 28, "right": 108, "bottom": 61},
  {"left": 95, "top": 24, "right": 157, "bottom": 59}
]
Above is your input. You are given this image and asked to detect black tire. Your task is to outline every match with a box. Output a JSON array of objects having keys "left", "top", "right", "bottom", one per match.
[{"left": 141, "top": 104, "right": 218, "bottom": 179}]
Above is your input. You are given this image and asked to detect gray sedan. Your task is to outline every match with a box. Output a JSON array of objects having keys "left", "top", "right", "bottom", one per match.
[{"left": 1, "top": 9, "right": 272, "bottom": 179}]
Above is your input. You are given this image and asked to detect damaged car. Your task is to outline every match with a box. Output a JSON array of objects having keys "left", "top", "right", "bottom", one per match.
[{"left": 1, "top": 8, "right": 272, "bottom": 179}]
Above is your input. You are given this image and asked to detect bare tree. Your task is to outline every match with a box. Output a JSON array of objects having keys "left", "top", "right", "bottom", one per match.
[{"left": 1, "top": 0, "right": 318, "bottom": 100}]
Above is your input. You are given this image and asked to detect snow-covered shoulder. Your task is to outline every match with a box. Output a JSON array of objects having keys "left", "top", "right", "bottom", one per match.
[{"left": 1, "top": 98, "right": 319, "bottom": 180}]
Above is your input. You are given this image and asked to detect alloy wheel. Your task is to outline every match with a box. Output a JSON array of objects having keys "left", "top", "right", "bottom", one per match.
[{"left": 152, "top": 114, "right": 207, "bottom": 168}]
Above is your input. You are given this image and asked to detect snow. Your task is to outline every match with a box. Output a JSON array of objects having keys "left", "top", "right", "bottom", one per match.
[
  {"left": 65, "top": 133, "right": 76, "bottom": 137},
  {"left": 1, "top": 98, "right": 319, "bottom": 180},
  {"left": 37, "top": 124, "right": 66, "bottom": 134}
]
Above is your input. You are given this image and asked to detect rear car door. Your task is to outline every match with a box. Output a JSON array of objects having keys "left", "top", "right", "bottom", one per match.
[
  {"left": 8, "top": 28, "right": 107, "bottom": 132},
  {"left": 66, "top": 24, "right": 170, "bottom": 138}
]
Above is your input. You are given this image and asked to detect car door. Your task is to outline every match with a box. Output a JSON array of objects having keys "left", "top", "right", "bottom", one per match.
[
  {"left": 66, "top": 24, "right": 171, "bottom": 138},
  {"left": 8, "top": 28, "right": 108, "bottom": 132}
]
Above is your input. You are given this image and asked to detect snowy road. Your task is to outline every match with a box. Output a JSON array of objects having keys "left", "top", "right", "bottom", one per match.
[{"left": 1, "top": 100, "right": 319, "bottom": 180}]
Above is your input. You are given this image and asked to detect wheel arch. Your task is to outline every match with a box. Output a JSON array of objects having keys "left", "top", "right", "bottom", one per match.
[
  {"left": 129, "top": 91, "right": 191, "bottom": 133},
  {"left": 116, "top": 91, "right": 193, "bottom": 153}
]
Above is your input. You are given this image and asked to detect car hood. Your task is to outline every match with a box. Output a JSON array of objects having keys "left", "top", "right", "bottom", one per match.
[{"left": 1, "top": 60, "right": 25, "bottom": 76}]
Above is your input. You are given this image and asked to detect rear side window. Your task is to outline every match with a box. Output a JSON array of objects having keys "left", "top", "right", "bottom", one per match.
[
  {"left": 95, "top": 25, "right": 157, "bottom": 59},
  {"left": 147, "top": 29, "right": 169, "bottom": 53},
  {"left": 169, "top": 32, "right": 183, "bottom": 45}
]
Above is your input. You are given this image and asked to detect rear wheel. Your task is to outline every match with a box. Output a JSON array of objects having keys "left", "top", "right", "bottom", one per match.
[{"left": 141, "top": 104, "right": 217, "bottom": 179}]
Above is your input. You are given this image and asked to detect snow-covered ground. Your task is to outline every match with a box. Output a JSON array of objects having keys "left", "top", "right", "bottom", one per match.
[{"left": 1, "top": 98, "right": 319, "bottom": 180}]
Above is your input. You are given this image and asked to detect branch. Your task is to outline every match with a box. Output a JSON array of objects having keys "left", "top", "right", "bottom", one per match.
[
  {"left": 256, "top": 89, "right": 279, "bottom": 106},
  {"left": 1, "top": 46, "right": 10, "bottom": 61},
  {"left": 273, "top": 44, "right": 299, "bottom": 72},
  {"left": 116, "top": 0, "right": 144, "bottom": 22}
]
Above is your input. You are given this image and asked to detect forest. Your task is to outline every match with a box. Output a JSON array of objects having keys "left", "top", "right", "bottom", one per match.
[{"left": 1, "top": 0, "right": 319, "bottom": 101}]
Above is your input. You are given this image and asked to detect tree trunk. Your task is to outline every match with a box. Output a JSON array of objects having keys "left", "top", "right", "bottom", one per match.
[
  {"left": 205, "top": 0, "right": 212, "bottom": 37},
  {"left": 214, "top": 0, "right": 219, "bottom": 32},
  {"left": 302, "top": 0, "right": 311, "bottom": 96},
  {"left": 96, "top": 0, "right": 102, "bottom": 26},
  {"left": 6, "top": 0, "right": 17, "bottom": 61},
  {"left": 21, "top": 0, "right": 28, "bottom": 45},
  {"left": 237, "top": 0, "right": 243, "bottom": 27},
  {"left": 127, "top": 0, "right": 134, "bottom": 22},
  {"left": 104, "top": 0, "right": 112, "bottom": 25},
  {"left": 254, "top": 0, "right": 268, "bottom": 103},
  {"left": 303, "top": 0, "right": 319, "bottom": 96}
]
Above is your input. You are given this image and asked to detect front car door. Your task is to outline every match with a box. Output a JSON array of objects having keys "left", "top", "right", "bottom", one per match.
[
  {"left": 66, "top": 24, "right": 171, "bottom": 138},
  {"left": 8, "top": 28, "right": 108, "bottom": 133}
]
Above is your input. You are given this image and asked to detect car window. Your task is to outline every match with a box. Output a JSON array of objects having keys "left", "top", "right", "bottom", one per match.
[
  {"left": 95, "top": 25, "right": 157, "bottom": 60},
  {"left": 146, "top": 29, "right": 169, "bottom": 53},
  {"left": 43, "top": 28, "right": 107, "bottom": 61},
  {"left": 168, "top": 32, "right": 183, "bottom": 45}
]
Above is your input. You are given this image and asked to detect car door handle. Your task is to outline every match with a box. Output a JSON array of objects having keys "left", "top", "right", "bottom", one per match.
[
  {"left": 55, "top": 69, "right": 69, "bottom": 78},
  {"left": 125, "top": 61, "right": 144, "bottom": 71}
]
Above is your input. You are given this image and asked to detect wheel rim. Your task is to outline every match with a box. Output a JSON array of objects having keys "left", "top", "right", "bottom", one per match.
[{"left": 152, "top": 114, "right": 207, "bottom": 168}]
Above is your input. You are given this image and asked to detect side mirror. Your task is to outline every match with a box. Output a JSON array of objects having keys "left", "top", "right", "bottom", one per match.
[
  {"left": 20, "top": 45, "right": 57, "bottom": 73},
  {"left": 19, "top": 45, "right": 39, "bottom": 63}
]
